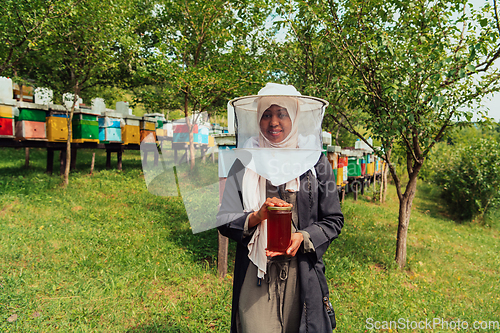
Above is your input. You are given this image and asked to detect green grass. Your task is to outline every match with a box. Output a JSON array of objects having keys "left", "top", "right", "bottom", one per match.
[{"left": 0, "top": 147, "right": 499, "bottom": 332}]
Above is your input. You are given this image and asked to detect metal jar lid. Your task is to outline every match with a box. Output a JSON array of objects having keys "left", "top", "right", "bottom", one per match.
[{"left": 267, "top": 206, "right": 292, "bottom": 211}]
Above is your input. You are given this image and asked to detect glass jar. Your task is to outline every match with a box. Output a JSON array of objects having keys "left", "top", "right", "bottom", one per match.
[{"left": 267, "top": 206, "right": 292, "bottom": 252}]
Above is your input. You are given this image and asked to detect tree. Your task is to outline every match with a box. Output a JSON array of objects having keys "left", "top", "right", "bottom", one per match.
[
  {"left": 0, "top": 0, "right": 81, "bottom": 77},
  {"left": 279, "top": 0, "right": 500, "bottom": 268},
  {"left": 16, "top": 0, "right": 138, "bottom": 186},
  {"left": 134, "top": 0, "right": 272, "bottom": 169}
]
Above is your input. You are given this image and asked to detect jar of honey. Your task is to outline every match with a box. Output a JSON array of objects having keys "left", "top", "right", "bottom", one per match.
[{"left": 267, "top": 206, "right": 292, "bottom": 252}]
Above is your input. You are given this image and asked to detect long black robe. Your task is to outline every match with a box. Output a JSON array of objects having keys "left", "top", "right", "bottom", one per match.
[{"left": 217, "top": 154, "right": 344, "bottom": 333}]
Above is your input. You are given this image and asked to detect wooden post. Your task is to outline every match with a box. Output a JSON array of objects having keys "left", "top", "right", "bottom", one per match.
[
  {"left": 46, "top": 149, "right": 54, "bottom": 174},
  {"left": 353, "top": 181, "right": 358, "bottom": 201},
  {"left": 117, "top": 150, "right": 123, "bottom": 170},
  {"left": 106, "top": 150, "right": 111, "bottom": 169},
  {"left": 90, "top": 152, "right": 95, "bottom": 175},
  {"left": 70, "top": 148, "right": 77, "bottom": 170},
  {"left": 59, "top": 150, "right": 66, "bottom": 175},
  {"left": 25, "top": 147, "right": 30, "bottom": 168},
  {"left": 218, "top": 177, "right": 228, "bottom": 278}
]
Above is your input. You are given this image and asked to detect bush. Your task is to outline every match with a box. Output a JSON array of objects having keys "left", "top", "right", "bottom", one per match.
[{"left": 433, "top": 138, "right": 500, "bottom": 221}]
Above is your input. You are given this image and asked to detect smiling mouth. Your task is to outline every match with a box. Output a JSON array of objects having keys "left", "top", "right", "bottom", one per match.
[{"left": 268, "top": 130, "right": 282, "bottom": 135}]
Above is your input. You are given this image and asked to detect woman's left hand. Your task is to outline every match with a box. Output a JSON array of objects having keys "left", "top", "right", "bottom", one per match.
[{"left": 266, "top": 232, "right": 304, "bottom": 257}]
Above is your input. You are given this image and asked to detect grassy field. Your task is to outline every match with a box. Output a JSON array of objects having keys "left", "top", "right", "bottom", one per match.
[{"left": 0, "top": 147, "right": 499, "bottom": 332}]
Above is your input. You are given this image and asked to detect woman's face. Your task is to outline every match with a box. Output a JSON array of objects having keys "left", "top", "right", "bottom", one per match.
[{"left": 260, "top": 104, "right": 292, "bottom": 143}]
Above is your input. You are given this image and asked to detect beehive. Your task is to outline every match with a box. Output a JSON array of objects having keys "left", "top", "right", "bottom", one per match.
[
  {"left": 98, "top": 112, "right": 123, "bottom": 143},
  {"left": 198, "top": 126, "right": 209, "bottom": 144},
  {"left": 173, "top": 123, "right": 198, "bottom": 143},
  {"left": 0, "top": 102, "right": 15, "bottom": 138},
  {"left": 15, "top": 102, "right": 48, "bottom": 140},
  {"left": 72, "top": 110, "right": 99, "bottom": 143},
  {"left": 140, "top": 116, "right": 156, "bottom": 142},
  {"left": 140, "top": 130, "right": 156, "bottom": 143},
  {"left": 122, "top": 115, "right": 141, "bottom": 145},
  {"left": 13, "top": 84, "right": 34, "bottom": 103},
  {"left": 46, "top": 104, "right": 68, "bottom": 142},
  {"left": 348, "top": 156, "right": 362, "bottom": 177}
]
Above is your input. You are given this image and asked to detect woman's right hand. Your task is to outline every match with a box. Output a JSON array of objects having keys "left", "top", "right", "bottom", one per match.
[{"left": 248, "top": 197, "right": 292, "bottom": 228}]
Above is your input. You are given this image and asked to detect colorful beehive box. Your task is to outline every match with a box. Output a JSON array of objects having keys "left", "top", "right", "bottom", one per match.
[
  {"left": 140, "top": 130, "right": 156, "bottom": 143},
  {"left": 72, "top": 110, "right": 99, "bottom": 143},
  {"left": 348, "top": 156, "right": 362, "bottom": 177},
  {"left": 198, "top": 126, "right": 209, "bottom": 144},
  {"left": 98, "top": 112, "right": 123, "bottom": 143},
  {"left": 208, "top": 135, "right": 215, "bottom": 147},
  {"left": 15, "top": 102, "right": 48, "bottom": 140},
  {"left": 46, "top": 104, "right": 68, "bottom": 142},
  {"left": 173, "top": 123, "right": 198, "bottom": 143},
  {"left": 336, "top": 167, "right": 343, "bottom": 186},
  {"left": 13, "top": 84, "right": 34, "bottom": 103},
  {"left": 122, "top": 115, "right": 141, "bottom": 145},
  {"left": 15, "top": 120, "right": 46, "bottom": 140},
  {"left": 141, "top": 116, "right": 156, "bottom": 140},
  {"left": 0, "top": 101, "right": 15, "bottom": 138}
]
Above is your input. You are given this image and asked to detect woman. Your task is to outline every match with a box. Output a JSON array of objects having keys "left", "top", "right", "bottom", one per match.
[{"left": 217, "top": 83, "right": 344, "bottom": 333}]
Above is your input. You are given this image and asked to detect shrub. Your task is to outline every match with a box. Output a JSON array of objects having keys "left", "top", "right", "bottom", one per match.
[{"left": 433, "top": 138, "right": 500, "bottom": 221}]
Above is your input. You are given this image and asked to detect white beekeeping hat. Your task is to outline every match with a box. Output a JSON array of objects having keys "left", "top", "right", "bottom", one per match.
[{"left": 229, "top": 82, "right": 328, "bottom": 185}]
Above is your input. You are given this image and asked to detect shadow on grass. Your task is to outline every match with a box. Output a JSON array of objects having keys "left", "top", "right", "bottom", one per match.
[{"left": 414, "top": 181, "right": 458, "bottom": 223}]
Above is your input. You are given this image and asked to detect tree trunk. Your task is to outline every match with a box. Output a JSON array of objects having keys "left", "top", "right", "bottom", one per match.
[
  {"left": 64, "top": 82, "right": 79, "bottom": 187},
  {"left": 380, "top": 162, "right": 387, "bottom": 203},
  {"left": 395, "top": 161, "right": 422, "bottom": 269},
  {"left": 382, "top": 163, "right": 388, "bottom": 203}
]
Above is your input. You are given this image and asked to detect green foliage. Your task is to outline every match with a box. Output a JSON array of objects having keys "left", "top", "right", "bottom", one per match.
[
  {"left": 133, "top": 0, "right": 273, "bottom": 116},
  {"left": 433, "top": 138, "right": 500, "bottom": 221},
  {"left": 0, "top": 0, "right": 74, "bottom": 76},
  {"left": 13, "top": 0, "right": 138, "bottom": 101}
]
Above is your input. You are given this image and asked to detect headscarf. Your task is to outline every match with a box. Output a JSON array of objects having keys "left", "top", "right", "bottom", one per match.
[
  {"left": 256, "top": 96, "right": 300, "bottom": 149},
  {"left": 243, "top": 96, "right": 301, "bottom": 279}
]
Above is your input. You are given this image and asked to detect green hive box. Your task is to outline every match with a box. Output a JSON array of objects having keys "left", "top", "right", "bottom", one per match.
[
  {"left": 348, "top": 156, "right": 362, "bottom": 177},
  {"left": 72, "top": 120, "right": 99, "bottom": 140},
  {"left": 17, "top": 108, "right": 46, "bottom": 122}
]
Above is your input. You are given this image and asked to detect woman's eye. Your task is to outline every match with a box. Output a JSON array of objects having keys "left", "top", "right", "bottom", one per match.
[{"left": 279, "top": 113, "right": 289, "bottom": 119}]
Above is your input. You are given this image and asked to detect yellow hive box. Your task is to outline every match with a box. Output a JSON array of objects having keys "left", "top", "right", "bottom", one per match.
[
  {"left": 336, "top": 167, "right": 343, "bottom": 186},
  {"left": 46, "top": 116, "right": 68, "bottom": 142},
  {"left": 141, "top": 121, "right": 155, "bottom": 131},
  {"left": 0, "top": 105, "right": 13, "bottom": 118},
  {"left": 208, "top": 135, "right": 215, "bottom": 147},
  {"left": 367, "top": 162, "right": 374, "bottom": 176},
  {"left": 156, "top": 128, "right": 164, "bottom": 137},
  {"left": 122, "top": 125, "right": 140, "bottom": 145}
]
